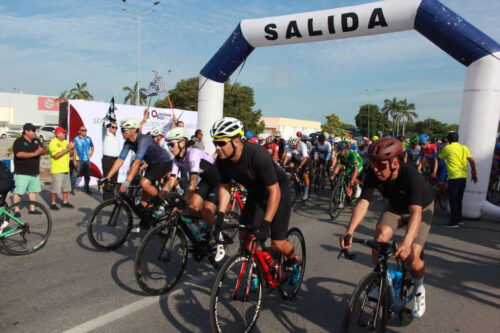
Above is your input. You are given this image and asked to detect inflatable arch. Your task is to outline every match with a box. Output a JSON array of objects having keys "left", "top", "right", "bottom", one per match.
[{"left": 197, "top": 0, "right": 500, "bottom": 219}]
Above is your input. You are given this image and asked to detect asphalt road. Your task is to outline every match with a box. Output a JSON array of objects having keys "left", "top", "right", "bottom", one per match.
[{"left": 1, "top": 185, "right": 499, "bottom": 333}]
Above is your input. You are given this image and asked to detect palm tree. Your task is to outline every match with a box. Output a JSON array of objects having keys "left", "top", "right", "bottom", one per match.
[
  {"left": 396, "top": 99, "right": 417, "bottom": 137},
  {"left": 68, "top": 82, "right": 93, "bottom": 100},
  {"left": 55, "top": 90, "right": 69, "bottom": 103},
  {"left": 123, "top": 82, "right": 146, "bottom": 106},
  {"left": 381, "top": 97, "right": 401, "bottom": 137}
]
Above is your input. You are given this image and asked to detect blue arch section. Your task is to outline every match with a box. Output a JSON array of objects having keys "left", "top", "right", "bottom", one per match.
[
  {"left": 415, "top": 0, "right": 500, "bottom": 66},
  {"left": 200, "top": 24, "right": 254, "bottom": 83}
]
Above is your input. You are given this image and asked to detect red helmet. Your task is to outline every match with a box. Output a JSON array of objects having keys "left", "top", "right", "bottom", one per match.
[
  {"left": 368, "top": 137, "right": 403, "bottom": 161},
  {"left": 296, "top": 131, "right": 302, "bottom": 137}
]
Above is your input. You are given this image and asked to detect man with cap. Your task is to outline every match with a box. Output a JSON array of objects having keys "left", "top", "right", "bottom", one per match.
[
  {"left": 101, "top": 121, "right": 121, "bottom": 201},
  {"left": 12, "top": 123, "right": 46, "bottom": 215},
  {"left": 49, "top": 127, "right": 75, "bottom": 209}
]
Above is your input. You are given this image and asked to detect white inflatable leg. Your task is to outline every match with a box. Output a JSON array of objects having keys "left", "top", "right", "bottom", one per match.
[{"left": 197, "top": 75, "right": 224, "bottom": 154}]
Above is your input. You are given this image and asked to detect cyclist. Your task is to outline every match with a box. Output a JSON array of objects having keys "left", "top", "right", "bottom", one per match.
[
  {"left": 331, "top": 140, "right": 363, "bottom": 198},
  {"left": 160, "top": 127, "right": 220, "bottom": 228},
  {"left": 101, "top": 118, "right": 173, "bottom": 231},
  {"left": 283, "top": 136, "right": 310, "bottom": 201},
  {"left": 264, "top": 135, "right": 279, "bottom": 162},
  {"left": 313, "top": 133, "right": 332, "bottom": 172},
  {"left": 245, "top": 130, "right": 258, "bottom": 144},
  {"left": 340, "top": 137, "right": 434, "bottom": 319},
  {"left": 404, "top": 135, "right": 422, "bottom": 169},
  {"left": 274, "top": 131, "right": 286, "bottom": 162},
  {"left": 211, "top": 117, "right": 301, "bottom": 283},
  {"left": 419, "top": 134, "right": 438, "bottom": 178}
]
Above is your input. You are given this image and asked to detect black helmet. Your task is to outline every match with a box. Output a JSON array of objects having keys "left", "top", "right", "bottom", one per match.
[
  {"left": 319, "top": 134, "right": 326, "bottom": 141},
  {"left": 447, "top": 131, "right": 459, "bottom": 143}
]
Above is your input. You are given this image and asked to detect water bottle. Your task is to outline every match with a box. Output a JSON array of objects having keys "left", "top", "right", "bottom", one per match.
[
  {"left": 388, "top": 267, "right": 403, "bottom": 297},
  {"left": 182, "top": 216, "right": 199, "bottom": 240},
  {"left": 199, "top": 222, "right": 209, "bottom": 241}
]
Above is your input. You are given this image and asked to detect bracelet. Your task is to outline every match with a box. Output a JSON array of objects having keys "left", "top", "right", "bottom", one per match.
[{"left": 122, "top": 181, "right": 130, "bottom": 189}]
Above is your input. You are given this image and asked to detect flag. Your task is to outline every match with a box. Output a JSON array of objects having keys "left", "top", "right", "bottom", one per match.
[
  {"left": 141, "top": 72, "right": 168, "bottom": 98},
  {"left": 103, "top": 97, "right": 117, "bottom": 127}
]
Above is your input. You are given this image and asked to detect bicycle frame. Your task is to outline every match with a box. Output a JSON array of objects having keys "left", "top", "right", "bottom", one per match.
[{"left": 0, "top": 206, "right": 28, "bottom": 238}]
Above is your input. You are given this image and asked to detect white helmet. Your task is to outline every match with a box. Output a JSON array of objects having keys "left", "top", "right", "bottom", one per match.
[
  {"left": 150, "top": 127, "right": 164, "bottom": 137},
  {"left": 210, "top": 117, "right": 244, "bottom": 139},
  {"left": 288, "top": 136, "right": 299, "bottom": 146},
  {"left": 166, "top": 127, "right": 190, "bottom": 141},
  {"left": 258, "top": 133, "right": 266, "bottom": 140},
  {"left": 120, "top": 118, "right": 140, "bottom": 130},
  {"left": 333, "top": 137, "right": 342, "bottom": 143}
]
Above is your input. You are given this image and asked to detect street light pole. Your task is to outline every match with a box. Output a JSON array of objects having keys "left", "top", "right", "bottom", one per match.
[
  {"left": 364, "top": 88, "right": 381, "bottom": 138},
  {"left": 122, "top": 1, "right": 160, "bottom": 105}
]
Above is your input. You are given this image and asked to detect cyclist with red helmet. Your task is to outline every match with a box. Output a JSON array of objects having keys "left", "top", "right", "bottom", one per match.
[{"left": 340, "top": 137, "right": 434, "bottom": 319}]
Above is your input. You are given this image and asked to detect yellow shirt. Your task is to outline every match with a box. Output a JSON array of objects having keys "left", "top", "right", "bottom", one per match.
[
  {"left": 49, "top": 138, "right": 70, "bottom": 174},
  {"left": 438, "top": 142, "right": 471, "bottom": 179}
]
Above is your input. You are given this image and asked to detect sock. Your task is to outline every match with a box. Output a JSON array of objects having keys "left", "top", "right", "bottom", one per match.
[
  {"left": 304, "top": 187, "right": 309, "bottom": 194},
  {"left": 413, "top": 277, "right": 424, "bottom": 293}
]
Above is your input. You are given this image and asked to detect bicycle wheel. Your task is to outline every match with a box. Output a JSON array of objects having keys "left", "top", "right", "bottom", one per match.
[
  {"left": 279, "top": 227, "right": 306, "bottom": 300},
  {"left": 210, "top": 254, "right": 263, "bottom": 333},
  {"left": 329, "top": 183, "right": 345, "bottom": 220},
  {"left": 0, "top": 201, "right": 52, "bottom": 255},
  {"left": 313, "top": 165, "right": 322, "bottom": 192},
  {"left": 87, "top": 199, "right": 133, "bottom": 251},
  {"left": 134, "top": 222, "right": 188, "bottom": 295},
  {"left": 398, "top": 275, "right": 414, "bottom": 326},
  {"left": 342, "top": 272, "right": 389, "bottom": 333}
]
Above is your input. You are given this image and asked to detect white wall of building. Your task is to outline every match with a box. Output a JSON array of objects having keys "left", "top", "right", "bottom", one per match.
[
  {"left": 0, "top": 92, "right": 59, "bottom": 126},
  {"left": 262, "top": 117, "right": 321, "bottom": 140}
]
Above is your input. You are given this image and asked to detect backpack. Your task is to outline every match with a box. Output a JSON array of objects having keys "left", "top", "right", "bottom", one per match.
[{"left": 0, "top": 161, "right": 15, "bottom": 196}]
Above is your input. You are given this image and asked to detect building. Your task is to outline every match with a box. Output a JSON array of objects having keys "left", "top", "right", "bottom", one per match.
[
  {"left": 0, "top": 92, "right": 61, "bottom": 126},
  {"left": 261, "top": 117, "right": 321, "bottom": 139}
]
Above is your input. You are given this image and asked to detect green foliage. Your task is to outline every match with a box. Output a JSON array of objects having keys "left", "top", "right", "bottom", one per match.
[
  {"left": 123, "top": 82, "right": 146, "bottom": 106},
  {"left": 405, "top": 118, "right": 458, "bottom": 138},
  {"left": 321, "top": 112, "right": 346, "bottom": 135},
  {"left": 68, "top": 82, "right": 93, "bottom": 101},
  {"left": 355, "top": 104, "right": 391, "bottom": 137},
  {"left": 155, "top": 78, "right": 198, "bottom": 110}
]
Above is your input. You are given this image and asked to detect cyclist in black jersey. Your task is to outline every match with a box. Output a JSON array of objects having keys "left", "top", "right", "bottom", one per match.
[{"left": 211, "top": 117, "right": 300, "bottom": 270}]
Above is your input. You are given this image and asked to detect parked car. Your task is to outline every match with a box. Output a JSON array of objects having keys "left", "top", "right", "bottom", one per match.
[
  {"left": 0, "top": 126, "right": 9, "bottom": 139},
  {"left": 37, "top": 125, "right": 57, "bottom": 143}
]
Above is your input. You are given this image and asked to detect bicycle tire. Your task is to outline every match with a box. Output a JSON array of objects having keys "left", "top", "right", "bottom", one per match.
[
  {"left": 210, "top": 254, "right": 263, "bottom": 333},
  {"left": 398, "top": 275, "right": 414, "bottom": 326},
  {"left": 342, "top": 272, "right": 389, "bottom": 333},
  {"left": 313, "top": 165, "right": 323, "bottom": 192},
  {"left": 0, "top": 201, "right": 52, "bottom": 255},
  {"left": 87, "top": 199, "right": 133, "bottom": 251},
  {"left": 278, "top": 227, "right": 306, "bottom": 300},
  {"left": 134, "top": 222, "right": 188, "bottom": 295},
  {"left": 329, "top": 183, "right": 345, "bottom": 220}
]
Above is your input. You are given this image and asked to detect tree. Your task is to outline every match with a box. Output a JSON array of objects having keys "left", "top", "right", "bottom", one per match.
[
  {"left": 55, "top": 90, "right": 69, "bottom": 103},
  {"left": 321, "top": 112, "right": 345, "bottom": 136},
  {"left": 381, "top": 97, "right": 401, "bottom": 137},
  {"left": 355, "top": 104, "right": 391, "bottom": 137},
  {"left": 68, "top": 82, "right": 93, "bottom": 101},
  {"left": 123, "top": 82, "right": 146, "bottom": 106},
  {"left": 395, "top": 99, "right": 417, "bottom": 137},
  {"left": 406, "top": 118, "right": 458, "bottom": 138}
]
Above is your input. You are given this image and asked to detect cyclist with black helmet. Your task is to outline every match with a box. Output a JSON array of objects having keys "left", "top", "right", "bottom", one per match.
[
  {"left": 340, "top": 137, "right": 434, "bottom": 319},
  {"left": 331, "top": 140, "right": 364, "bottom": 198},
  {"left": 212, "top": 117, "right": 301, "bottom": 283},
  {"left": 313, "top": 133, "right": 332, "bottom": 174}
]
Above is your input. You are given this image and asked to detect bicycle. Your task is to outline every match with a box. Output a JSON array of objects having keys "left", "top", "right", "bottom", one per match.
[
  {"left": 134, "top": 199, "right": 239, "bottom": 295},
  {"left": 0, "top": 196, "right": 52, "bottom": 255},
  {"left": 339, "top": 235, "right": 417, "bottom": 332},
  {"left": 209, "top": 225, "right": 306, "bottom": 332},
  {"left": 329, "top": 169, "right": 358, "bottom": 220},
  {"left": 284, "top": 165, "right": 304, "bottom": 205},
  {"left": 312, "top": 161, "right": 328, "bottom": 192},
  {"left": 487, "top": 174, "right": 500, "bottom": 205}
]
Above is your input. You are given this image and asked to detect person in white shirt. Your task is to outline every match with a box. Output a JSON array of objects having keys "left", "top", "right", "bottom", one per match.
[
  {"left": 283, "top": 136, "right": 310, "bottom": 200},
  {"left": 102, "top": 122, "right": 121, "bottom": 200}
]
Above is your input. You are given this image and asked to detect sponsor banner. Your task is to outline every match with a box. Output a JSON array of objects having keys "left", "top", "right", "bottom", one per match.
[{"left": 38, "top": 97, "right": 59, "bottom": 111}]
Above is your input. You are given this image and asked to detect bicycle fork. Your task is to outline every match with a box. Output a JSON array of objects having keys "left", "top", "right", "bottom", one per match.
[{"left": 233, "top": 241, "right": 258, "bottom": 301}]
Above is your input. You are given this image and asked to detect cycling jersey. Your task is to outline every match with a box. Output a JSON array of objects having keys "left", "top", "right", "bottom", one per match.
[
  {"left": 286, "top": 142, "right": 309, "bottom": 162},
  {"left": 314, "top": 141, "right": 332, "bottom": 161},
  {"left": 405, "top": 145, "right": 421, "bottom": 168},
  {"left": 119, "top": 134, "right": 172, "bottom": 165},
  {"left": 337, "top": 150, "right": 363, "bottom": 175},
  {"left": 264, "top": 142, "right": 279, "bottom": 161},
  {"left": 171, "top": 147, "right": 219, "bottom": 185}
]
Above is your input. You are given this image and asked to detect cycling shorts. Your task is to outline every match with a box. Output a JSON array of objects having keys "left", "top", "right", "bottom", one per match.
[
  {"left": 144, "top": 162, "right": 171, "bottom": 183},
  {"left": 315, "top": 158, "right": 330, "bottom": 166},
  {"left": 239, "top": 182, "right": 291, "bottom": 241},
  {"left": 194, "top": 178, "right": 219, "bottom": 205},
  {"left": 376, "top": 201, "right": 434, "bottom": 247},
  {"left": 287, "top": 158, "right": 310, "bottom": 174}
]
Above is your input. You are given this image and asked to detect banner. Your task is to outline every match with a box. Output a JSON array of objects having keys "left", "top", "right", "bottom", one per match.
[
  {"left": 67, "top": 100, "right": 197, "bottom": 185},
  {"left": 38, "top": 97, "right": 59, "bottom": 111}
]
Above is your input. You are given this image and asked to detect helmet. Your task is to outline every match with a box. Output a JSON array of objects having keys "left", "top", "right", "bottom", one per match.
[
  {"left": 350, "top": 143, "right": 358, "bottom": 151},
  {"left": 258, "top": 133, "right": 266, "bottom": 140},
  {"left": 245, "top": 130, "right": 254, "bottom": 139},
  {"left": 410, "top": 135, "right": 419, "bottom": 144},
  {"left": 319, "top": 134, "right": 326, "bottom": 141},
  {"left": 447, "top": 131, "right": 459, "bottom": 143},
  {"left": 372, "top": 135, "right": 379, "bottom": 141},
  {"left": 431, "top": 136, "right": 439, "bottom": 143},
  {"left": 337, "top": 141, "right": 349, "bottom": 151},
  {"left": 265, "top": 136, "right": 274, "bottom": 144},
  {"left": 301, "top": 134, "right": 308, "bottom": 141},
  {"left": 419, "top": 134, "right": 430, "bottom": 143},
  {"left": 120, "top": 118, "right": 140, "bottom": 130},
  {"left": 150, "top": 127, "right": 164, "bottom": 137},
  {"left": 288, "top": 136, "right": 299, "bottom": 146},
  {"left": 166, "top": 127, "right": 190, "bottom": 141},
  {"left": 311, "top": 134, "right": 318, "bottom": 140},
  {"left": 274, "top": 130, "right": 281, "bottom": 137},
  {"left": 211, "top": 117, "right": 244, "bottom": 139},
  {"left": 368, "top": 138, "right": 403, "bottom": 161},
  {"left": 296, "top": 131, "right": 302, "bottom": 137},
  {"left": 334, "top": 137, "right": 342, "bottom": 144}
]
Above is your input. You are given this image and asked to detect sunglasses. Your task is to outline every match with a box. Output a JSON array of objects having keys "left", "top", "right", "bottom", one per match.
[
  {"left": 80, "top": 129, "right": 87, "bottom": 132},
  {"left": 167, "top": 141, "right": 177, "bottom": 148},
  {"left": 213, "top": 139, "right": 231, "bottom": 147},
  {"left": 370, "top": 161, "right": 389, "bottom": 171},
  {"left": 110, "top": 126, "right": 117, "bottom": 129},
  {"left": 120, "top": 128, "right": 128, "bottom": 133}
]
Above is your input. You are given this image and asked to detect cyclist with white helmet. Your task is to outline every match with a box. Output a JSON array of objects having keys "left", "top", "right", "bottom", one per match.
[
  {"left": 283, "top": 136, "right": 310, "bottom": 200},
  {"left": 211, "top": 117, "right": 301, "bottom": 282},
  {"left": 161, "top": 127, "right": 220, "bottom": 226}
]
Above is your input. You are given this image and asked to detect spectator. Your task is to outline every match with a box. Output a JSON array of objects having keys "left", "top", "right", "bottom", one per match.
[
  {"left": 71, "top": 125, "right": 94, "bottom": 194},
  {"left": 170, "top": 111, "right": 185, "bottom": 129},
  {"left": 48, "top": 127, "right": 75, "bottom": 209},
  {"left": 438, "top": 131, "right": 478, "bottom": 228},
  {"left": 12, "top": 123, "right": 45, "bottom": 216},
  {"left": 102, "top": 122, "right": 121, "bottom": 201},
  {"left": 192, "top": 129, "right": 205, "bottom": 150}
]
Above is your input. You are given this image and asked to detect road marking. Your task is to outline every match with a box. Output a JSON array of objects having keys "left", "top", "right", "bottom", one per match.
[{"left": 61, "top": 279, "right": 211, "bottom": 333}]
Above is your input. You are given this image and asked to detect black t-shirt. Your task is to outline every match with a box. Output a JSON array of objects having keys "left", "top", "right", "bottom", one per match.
[
  {"left": 360, "top": 162, "right": 434, "bottom": 214},
  {"left": 216, "top": 143, "right": 287, "bottom": 201},
  {"left": 13, "top": 136, "right": 42, "bottom": 175}
]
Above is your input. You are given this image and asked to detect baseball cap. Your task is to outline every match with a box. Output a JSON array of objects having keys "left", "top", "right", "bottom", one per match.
[
  {"left": 23, "top": 123, "right": 37, "bottom": 131},
  {"left": 54, "top": 126, "right": 67, "bottom": 134}
]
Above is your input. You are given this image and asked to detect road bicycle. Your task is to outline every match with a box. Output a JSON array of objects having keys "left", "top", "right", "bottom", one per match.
[
  {"left": 339, "top": 235, "right": 417, "bottom": 332},
  {"left": 225, "top": 181, "right": 246, "bottom": 226},
  {"left": 311, "top": 160, "right": 328, "bottom": 192},
  {"left": 0, "top": 197, "right": 52, "bottom": 255},
  {"left": 284, "top": 165, "right": 304, "bottom": 204},
  {"left": 134, "top": 200, "right": 240, "bottom": 296},
  {"left": 209, "top": 226, "right": 306, "bottom": 332},
  {"left": 329, "top": 169, "right": 358, "bottom": 220}
]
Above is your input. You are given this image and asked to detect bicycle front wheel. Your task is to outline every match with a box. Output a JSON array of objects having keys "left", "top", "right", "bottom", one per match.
[
  {"left": 87, "top": 199, "right": 133, "bottom": 251},
  {"left": 279, "top": 227, "right": 306, "bottom": 300},
  {"left": 0, "top": 201, "right": 52, "bottom": 255},
  {"left": 329, "top": 183, "right": 345, "bottom": 220},
  {"left": 134, "top": 222, "right": 188, "bottom": 295},
  {"left": 210, "top": 254, "right": 263, "bottom": 333},
  {"left": 342, "top": 272, "right": 389, "bottom": 333}
]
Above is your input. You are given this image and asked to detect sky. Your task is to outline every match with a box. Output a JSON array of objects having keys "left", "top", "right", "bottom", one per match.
[{"left": 0, "top": 0, "right": 499, "bottom": 126}]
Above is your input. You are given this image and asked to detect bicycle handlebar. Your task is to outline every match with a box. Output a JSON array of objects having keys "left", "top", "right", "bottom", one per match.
[{"left": 338, "top": 234, "right": 398, "bottom": 260}]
